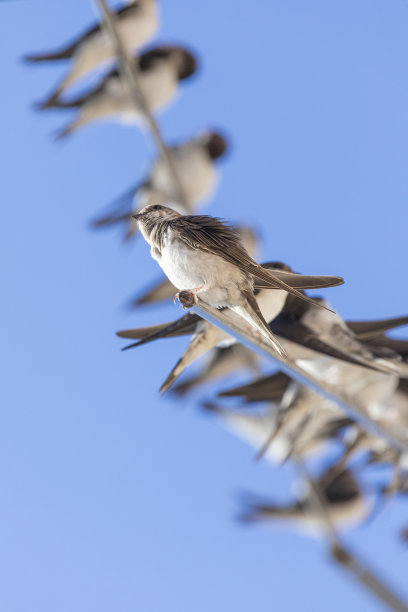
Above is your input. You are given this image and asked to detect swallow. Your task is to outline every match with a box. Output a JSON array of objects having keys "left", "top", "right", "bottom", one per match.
[
  {"left": 202, "top": 397, "right": 350, "bottom": 464},
  {"left": 90, "top": 131, "right": 228, "bottom": 240},
  {"left": 218, "top": 307, "right": 408, "bottom": 462},
  {"left": 40, "top": 46, "right": 197, "bottom": 139},
  {"left": 132, "top": 205, "right": 344, "bottom": 354},
  {"left": 164, "top": 280, "right": 393, "bottom": 397},
  {"left": 272, "top": 295, "right": 408, "bottom": 380},
  {"left": 128, "top": 226, "right": 259, "bottom": 308},
  {"left": 217, "top": 372, "right": 348, "bottom": 462},
  {"left": 118, "top": 263, "right": 345, "bottom": 392},
  {"left": 24, "top": 0, "right": 159, "bottom": 103},
  {"left": 239, "top": 466, "right": 371, "bottom": 534}
]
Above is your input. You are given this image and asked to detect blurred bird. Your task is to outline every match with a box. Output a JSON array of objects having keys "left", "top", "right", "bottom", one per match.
[
  {"left": 239, "top": 466, "right": 371, "bottom": 534},
  {"left": 91, "top": 130, "right": 228, "bottom": 240},
  {"left": 132, "top": 205, "right": 343, "bottom": 354},
  {"left": 170, "top": 344, "right": 260, "bottom": 395},
  {"left": 118, "top": 263, "right": 345, "bottom": 392},
  {"left": 348, "top": 315, "right": 408, "bottom": 361},
  {"left": 273, "top": 295, "right": 408, "bottom": 382},
  {"left": 202, "top": 395, "right": 349, "bottom": 464},
  {"left": 217, "top": 311, "right": 408, "bottom": 461},
  {"left": 39, "top": 46, "right": 197, "bottom": 138},
  {"left": 24, "top": 0, "right": 159, "bottom": 102},
  {"left": 216, "top": 372, "right": 347, "bottom": 462}
]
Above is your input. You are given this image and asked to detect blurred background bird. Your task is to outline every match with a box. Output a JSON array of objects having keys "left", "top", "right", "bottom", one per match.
[
  {"left": 24, "top": 0, "right": 160, "bottom": 103},
  {"left": 90, "top": 130, "right": 228, "bottom": 240},
  {"left": 36, "top": 45, "right": 197, "bottom": 139}
]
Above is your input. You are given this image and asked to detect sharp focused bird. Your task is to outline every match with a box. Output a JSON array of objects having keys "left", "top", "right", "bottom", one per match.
[{"left": 133, "top": 204, "right": 344, "bottom": 354}]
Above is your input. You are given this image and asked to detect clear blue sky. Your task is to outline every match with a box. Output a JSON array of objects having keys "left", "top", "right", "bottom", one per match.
[{"left": 2, "top": 1, "right": 408, "bottom": 611}]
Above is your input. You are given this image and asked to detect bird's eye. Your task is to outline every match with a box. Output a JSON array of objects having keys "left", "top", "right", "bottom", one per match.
[{"left": 153, "top": 205, "right": 162, "bottom": 211}]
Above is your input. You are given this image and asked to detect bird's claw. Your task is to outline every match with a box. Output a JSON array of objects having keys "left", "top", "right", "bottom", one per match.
[{"left": 174, "top": 290, "right": 198, "bottom": 309}]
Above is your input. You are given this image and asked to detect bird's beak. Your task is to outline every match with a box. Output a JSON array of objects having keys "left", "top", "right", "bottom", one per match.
[{"left": 132, "top": 213, "right": 142, "bottom": 221}]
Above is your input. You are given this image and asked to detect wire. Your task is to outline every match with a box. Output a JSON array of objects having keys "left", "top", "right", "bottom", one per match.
[
  {"left": 93, "top": 0, "right": 190, "bottom": 208},
  {"left": 192, "top": 300, "right": 408, "bottom": 454},
  {"left": 87, "top": 3, "right": 408, "bottom": 610}
]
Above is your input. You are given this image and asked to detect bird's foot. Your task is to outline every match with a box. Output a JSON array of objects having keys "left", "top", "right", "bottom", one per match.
[
  {"left": 245, "top": 325, "right": 264, "bottom": 343},
  {"left": 174, "top": 286, "right": 203, "bottom": 309}
]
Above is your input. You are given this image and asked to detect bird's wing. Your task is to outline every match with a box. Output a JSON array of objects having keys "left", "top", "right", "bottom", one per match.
[
  {"left": 24, "top": 3, "right": 140, "bottom": 62},
  {"left": 347, "top": 316, "right": 408, "bottom": 340},
  {"left": 118, "top": 312, "right": 200, "bottom": 350},
  {"left": 218, "top": 372, "right": 291, "bottom": 403},
  {"left": 270, "top": 313, "right": 384, "bottom": 372},
  {"left": 364, "top": 336, "right": 408, "bottom": 360},
  {"left": 259, "top": 263, "right": 344, "bottom": 289},
  {"left": 171, "top": 215, "right": 340, "bottom": 312}
]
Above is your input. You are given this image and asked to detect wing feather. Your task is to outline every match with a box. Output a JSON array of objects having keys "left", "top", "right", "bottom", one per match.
[{"left": 169, "top": 216, "right": 341, "bottom": 312}]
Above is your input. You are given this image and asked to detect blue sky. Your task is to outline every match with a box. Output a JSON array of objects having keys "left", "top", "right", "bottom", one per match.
[{"left": 2, "top": 1, "right": 408, "bottom": 610}]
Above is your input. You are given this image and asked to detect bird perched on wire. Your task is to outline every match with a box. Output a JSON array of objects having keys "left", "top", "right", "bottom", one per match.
[
  {"left": 127, "top": 225, "right": 257, "bottom": 307},
  {"left": 24, "top": 0, "right": 159, "bottom": 104},
  {"left": 38, "top": 46, "right": 197, "bottom": 139},
  {"left": 91, "top": 130, "right": 228, "bottom": 240},
  {"left": 269, "top": 295, "right": 408, "bottom": 382},
  {"left": 132, "top": 204, "right": 344, "bottom": 355},
  {"left": 118, "top": 263, "right": 350, "bottom": 393}
]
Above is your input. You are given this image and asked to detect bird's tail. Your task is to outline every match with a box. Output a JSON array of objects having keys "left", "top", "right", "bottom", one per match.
[
  {"left": 35, "top": 91, "right": 87, "bottom": 111},
  {"left": 235, "top": 292, "right": 287, "bottom": 357},
  {"left": 238, "top": 491, "right": 296, "bottom": 523},
  {"left": 54, "top": 116, "right": 85, "bottom": 141},
  {"left": 23, "top": 44, "right": 75, "bottom": 63},
  {"left": 159, "top": 327, "right": 216, "bottom": 394}
]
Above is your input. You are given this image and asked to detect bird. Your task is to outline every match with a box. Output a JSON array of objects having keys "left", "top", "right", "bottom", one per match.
[
  {"left": 24, "top": 0, "right": 159, "bottom": 103},
  {"left": 239, "top": 466, "right": 371, "bottom": 534},
  {"left": 90, "top": 130, "right": 228, "bottom": 240},
  {"left": 118, "top": 284, "right": 399, "bottom": 397},
  {"left": 39, "top": 46, "right": 197, "bottom": 139},
  {"left": 132, "top": 205, "right": 344, "bottom": 355},
  {"left": 216, "top": 371, "right": 349, "bottom": 462},
  {"left": 118, "top": 262, "right": 346, "bottom": 391},
  {"left": 271, "top": 295, "right": 408, "bottom": 382},
  {"left": 128, "top": 225, "right": 259, "bottom": 307},
  {"left": 217, "top": 310, "right": 408, "bottom": 461},
  {"left": 202, "top": 395, "right": 350, "bottom": 464}
]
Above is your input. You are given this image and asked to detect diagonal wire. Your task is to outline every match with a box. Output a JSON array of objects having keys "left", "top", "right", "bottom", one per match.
[
  {"left": 93, "top": 0, "right": 190, "bottom": 208},
  {"left": 192, "top": 300, "right": 408, "bottom": 454},
  {"left": 294, "top": 458, "right": 408, "bottom": 612},
  {"left": 87, "top": 4, "right": 408, "bottom": 610}
]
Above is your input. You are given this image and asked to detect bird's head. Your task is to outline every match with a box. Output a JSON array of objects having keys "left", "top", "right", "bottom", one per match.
[
  {"left": 138, "top": 46, "right": 198, "bottom": 81},
  {"left": 171, "top": 46, "right": 198, "bottom": 80},
  {"left": 132, "top": 203, "right": 180, "bottom": 228},
  {"left": 199, "top": 130, "right": 229, "bottom": 160}
]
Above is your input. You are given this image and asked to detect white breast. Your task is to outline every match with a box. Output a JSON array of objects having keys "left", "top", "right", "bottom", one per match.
[
  {"left": 155, "top": 229, "right": 245, "bottom": 308},
  {"left": 139, "top": 64, "right": 178, "bottom": 112}
]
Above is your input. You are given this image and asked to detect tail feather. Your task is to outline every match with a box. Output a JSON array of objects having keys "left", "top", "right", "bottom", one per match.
[
  {"left": 236, "top": 292, "right": 287, "bottom": 357},
  {"left": 54, "top": 116, "right": 83, "bottom": 140},
  {"left": 23, "top": 47, "right": 74, "bottom": 63},
  {"left": 160, "top": 328, "right": 217, "bottom": 394},
  {"left": 159, "top": 358, "right": 185, "bottom": 394}
]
